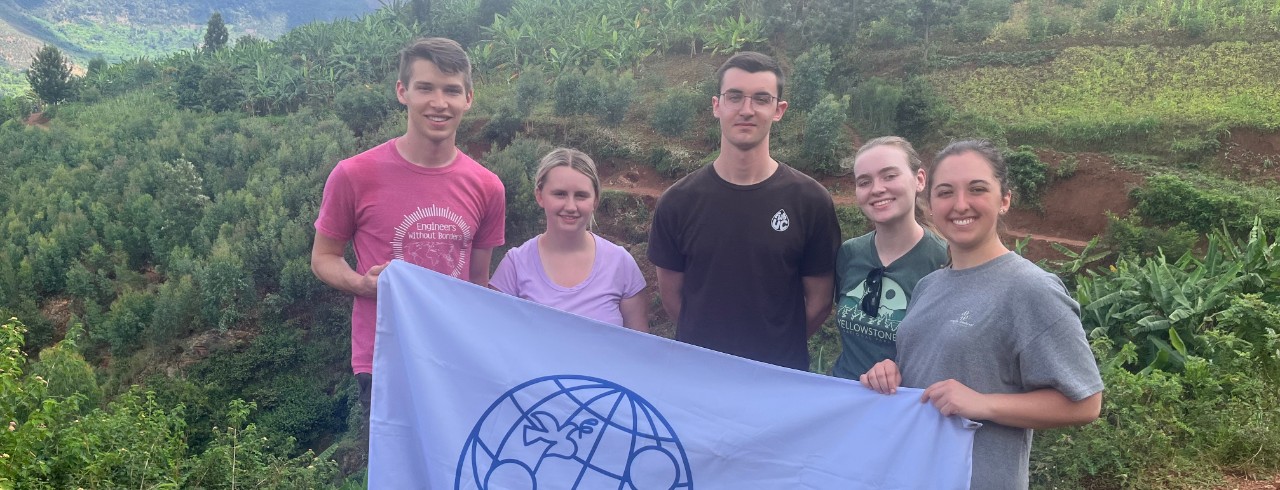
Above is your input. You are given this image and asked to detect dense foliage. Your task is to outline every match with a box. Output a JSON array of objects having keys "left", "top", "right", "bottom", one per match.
[{"left": 2, "top": 0, "right": 1279, "bottom": 487}]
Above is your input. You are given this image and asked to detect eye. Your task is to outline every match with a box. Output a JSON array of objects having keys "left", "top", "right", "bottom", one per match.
[
  {"left": 751, "top": 94, "right": 775, "bottom": 105},
  {"left": 446, "top": 87, "right": 463, "bottom": 95},
  {"left": 574, "top": 192, "right": 591, "bottom": 199},
  {"left": 723, "top": 92, "right": 744, "bottom": 104},
  {"left": 855, "top": 179, "right": 871, "bottom": 188}
]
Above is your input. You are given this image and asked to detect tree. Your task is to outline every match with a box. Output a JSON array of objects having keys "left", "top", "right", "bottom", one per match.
[
  {"left": 411, "top": 0, "right": 432, "bottom": 31},
  {"left": 26, "top": 45, "right": 75, "bottom": 105},
  {"left": 203, "top": 12, "right": 229, "bottom": 53}
]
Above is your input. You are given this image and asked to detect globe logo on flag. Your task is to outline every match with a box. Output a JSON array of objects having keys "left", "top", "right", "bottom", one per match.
[{"left": 456, "top": 375, "right": 693, "bottom": 490}]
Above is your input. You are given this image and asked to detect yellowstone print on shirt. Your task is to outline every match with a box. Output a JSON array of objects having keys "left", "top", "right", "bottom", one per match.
[
  {"left": 836, "top": 275, "right": 910, "bottom": 342},
  {"left": 392, "top": 204, "right": 474, "bottom": 278}
]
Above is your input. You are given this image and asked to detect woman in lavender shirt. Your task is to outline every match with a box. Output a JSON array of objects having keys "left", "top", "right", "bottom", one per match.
[{"left": 490, "top": 148, "right": 650, "bottom": 331}]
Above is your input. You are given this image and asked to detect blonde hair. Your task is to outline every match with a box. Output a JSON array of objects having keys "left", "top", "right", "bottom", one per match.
[{"left": 534, "top": 148, "right": 601, "bottom": 229}]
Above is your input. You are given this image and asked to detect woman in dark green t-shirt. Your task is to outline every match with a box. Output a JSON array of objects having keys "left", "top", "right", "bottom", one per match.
[{"left": 831, "top": 137, "right": 948, "bottom": 379}]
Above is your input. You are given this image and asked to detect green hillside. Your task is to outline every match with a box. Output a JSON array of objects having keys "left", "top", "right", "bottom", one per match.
[
  {"left": 0, "top": 0, "right": 378, "bottom": 96},
  {"left": 2, "top": 0, "right": 1279, "bottom": 487}
]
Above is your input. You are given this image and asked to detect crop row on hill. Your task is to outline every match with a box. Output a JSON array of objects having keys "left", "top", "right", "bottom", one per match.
[{"left": 930, "top": 41, "right": 1280, "bottom": 149}]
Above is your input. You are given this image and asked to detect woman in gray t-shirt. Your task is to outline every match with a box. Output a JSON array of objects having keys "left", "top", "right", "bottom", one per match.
[{"left": 859, "top": 140, "right": 1104, "bottom": 489}]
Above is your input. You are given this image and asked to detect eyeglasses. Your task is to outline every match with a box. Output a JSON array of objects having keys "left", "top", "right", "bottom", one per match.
[
  {"left": 718, "top": 91, "right": 778, "bottom": 108},
  {"left": 860, "top": 268, "right": 884, "bottom": 317}
]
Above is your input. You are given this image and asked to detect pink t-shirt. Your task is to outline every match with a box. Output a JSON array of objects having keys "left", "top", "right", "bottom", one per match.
[
  {"left": 490, "top": 234, "right": 645, "bottom": 327},
  {"left": 315, "top": 138, "right": 505, "bottom": 373}
]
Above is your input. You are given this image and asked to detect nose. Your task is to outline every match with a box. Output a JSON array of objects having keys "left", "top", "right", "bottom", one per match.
[
  {"left": 953, "top": 192, "right": 970, "bottom": 212},
  {"left": 427, "top": 91, "right": 446, "bottom": 108},
  {"left": 871, "top": 178, "right": 886, "bottom": 195},
  {"left": 736, "top": 98, "right": 755, "bottom": 115}
]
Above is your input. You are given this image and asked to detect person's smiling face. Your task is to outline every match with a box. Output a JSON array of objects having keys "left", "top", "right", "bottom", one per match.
[{"left": 928, "top": 150, "right": 1010, "bottom": 256}]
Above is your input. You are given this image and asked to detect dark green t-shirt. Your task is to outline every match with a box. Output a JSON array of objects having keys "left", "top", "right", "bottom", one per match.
[{"left": 831, "top": 228, "right": 947, "bottom": 379}]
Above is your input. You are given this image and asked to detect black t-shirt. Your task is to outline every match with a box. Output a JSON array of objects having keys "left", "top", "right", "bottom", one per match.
[{"left": 648, "top": 163, "right": 840, "bottom": 370}]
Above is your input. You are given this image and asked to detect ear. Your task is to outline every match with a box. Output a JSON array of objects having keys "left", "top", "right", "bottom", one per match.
[
  {"left": 463, "top": 89, "right": 474, "bottom": 111},
  {"left": 772, "top": 100, "right": 788, "bottom": 121},
  {"left": 534, "top": 186, "right": 546, "bottom": 208},
  {"left": 395, "top": 80, "right": 408, "bottom": 105},
  {"left": 711, "top": 94, "right": 722, "bottom": 118},
  {"left": 914, "top": 168, "right": 926, "bottom": 193},
  {"left": 1001, "top": 189, "right": 1012, "bottom": 212}
]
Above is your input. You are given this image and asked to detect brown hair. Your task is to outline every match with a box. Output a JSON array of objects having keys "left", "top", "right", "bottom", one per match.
[
  {"left": 716, "top": 51, "right": 785, "bottom": 99},
  {"left": 855, "top": 136, "right": 929, "bottom": 227},
  {"left": 928, "top": 139, "right": 1010, "bottom": 196},
  {"left": 398, "top": 37, "right": 472, "bottom": 93}
]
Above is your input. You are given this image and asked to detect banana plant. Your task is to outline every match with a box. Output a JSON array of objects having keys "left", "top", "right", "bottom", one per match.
[
  {"left": 703, "top": 14, "right": 765, "bottom": 55},
  {"left": 1078, "top": 218, "right": 1275, "bottom": 373}
]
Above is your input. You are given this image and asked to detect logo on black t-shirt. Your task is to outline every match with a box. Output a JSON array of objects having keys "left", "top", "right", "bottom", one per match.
[{"left": 771, "top": 209, "right": 790, "bottom": 232}]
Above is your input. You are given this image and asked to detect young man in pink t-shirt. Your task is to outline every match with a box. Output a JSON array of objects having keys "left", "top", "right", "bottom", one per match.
[{"left": 311, "top": 37, "right": 505, "bottom": 414}]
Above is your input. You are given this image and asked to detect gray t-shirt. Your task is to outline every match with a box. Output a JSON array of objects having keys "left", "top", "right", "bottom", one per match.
[{"left": 897, "top": 252, "right": 1103, "bottom": 490}]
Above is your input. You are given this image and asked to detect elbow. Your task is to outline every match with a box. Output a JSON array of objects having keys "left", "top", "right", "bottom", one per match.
[{"left": 1073, "top": 392, "right": 1103, "bottom": 426}]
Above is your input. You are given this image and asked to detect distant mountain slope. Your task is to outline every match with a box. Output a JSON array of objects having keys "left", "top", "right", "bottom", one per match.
[{"left": 0, "top": 0, "right": 379, "bottom": 95}]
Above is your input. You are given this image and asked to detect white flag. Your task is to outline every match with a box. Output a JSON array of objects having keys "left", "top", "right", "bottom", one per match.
[{"left": 370, "top": 260, "right": 976, "bottom": 489}]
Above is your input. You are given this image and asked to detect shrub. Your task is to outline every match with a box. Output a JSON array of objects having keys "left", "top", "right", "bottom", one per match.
[
  {"left": 896, "top": 77, "right": 950, "bottom": 143},
  {"left": 595, "top": 70, "right": 636, "bottom": 127},
  {"left": 552, "top": 71, "right": 584, "bottom": 116},
  {"left": 849, "top": 77, "right": 901, "bottom": 138},
  {"left": 1003, "top": 145, "right": 1049, "bottom": 209},
  {"left": 798, "top": 94, "right": 851, "bottom": 175},
  {"left": 650, "top": 86, "right": 700, "bottom": 137},
  {"left": 835, "top": 205, "right": 869, "bottom": 241},
  {"left": 1032, "top": 334, "right": 1280, "bottom": 487},
  {"left": 514, "top": 66, "right": 546, "bottom": 115},
  {"left": 486, "top": 138, "right": 555, "bottom": 244},
  {"left": 648, "top": 146, "right": 700, "bottom": 179},
  {"left": 334, "top": 84, "right": 394, "bottom": 137},
  {"left": 1101, "top": 211, "right": 1197, "bottom": 260},
  {"left": 789, "top": 45, "right": 833, "bottom": 113},
  {"left": 1132, "top": 173, "right": 1254, "bottom": 233},
  {"left": 101, "top": 288, "right": 155, "bottom": 356},
  {"left": 481, "top": 100, "right": 525, "bottom": 149}
]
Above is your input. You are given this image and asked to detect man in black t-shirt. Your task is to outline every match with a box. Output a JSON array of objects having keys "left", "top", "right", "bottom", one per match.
[{"left": 647, "top": 52, "right": 839, "bottom": 370}]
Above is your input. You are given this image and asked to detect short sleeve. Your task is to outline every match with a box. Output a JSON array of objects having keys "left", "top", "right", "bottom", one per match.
[
  {"left": 800, "top": 190, "right": 840, "bottom": 277},
  {"left": 646, "top": 191, "right": 686, "bottom": 272},
  {"left": 489, "top": 250, "right": 520, "bottom": 296},
  {"left": 1016, "top": 281, "right": 1103, "bottom": 401},
  {"left": 473, "top": 174, "right": 506, "bottom": 249},
  {"left": 619, "top": 249, "right": 646, "bottom": 298},
  {"left": 315, "top": 163, "right": 356, "bottom": 241}
]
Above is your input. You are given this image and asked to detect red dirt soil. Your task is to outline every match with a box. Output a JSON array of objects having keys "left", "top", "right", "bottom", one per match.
[
  {"left": 1216, "top": 128, "right": 1280, "bottom": 184},
  {"left": 599, "top": 149, "right": 1145, "bottom": 263}
]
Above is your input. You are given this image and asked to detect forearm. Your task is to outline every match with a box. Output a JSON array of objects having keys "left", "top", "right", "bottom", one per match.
[
  {"left": 311, "top": 253, "right": 372, "bottom": 297},
  {"left": 469, "top": 248, "right": 494, "bottom": 287},
  {"left": 620, "top": 294, "right": 650, "bottom": 333},
  {"left": 802, "top": 273, "right": 834, "bottom": 336},
  {"left": 655, "top": 268, "right": 683, "bottom": 321},
  {"left": 983, "top": 390, "right": 1102, "bottom": 429}
]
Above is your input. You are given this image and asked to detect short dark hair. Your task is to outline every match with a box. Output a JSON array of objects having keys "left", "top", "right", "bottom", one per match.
[
  {"left": 716, "top": 51, "right": 785, "bottom": 99},
  {"left": 398, "top": 37, "right": 472, "bottom": 93}
]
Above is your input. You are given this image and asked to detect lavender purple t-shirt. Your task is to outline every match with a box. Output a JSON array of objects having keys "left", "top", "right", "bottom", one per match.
[{"left": 491, "top": 234, "right": 645, "bottom": 326}]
